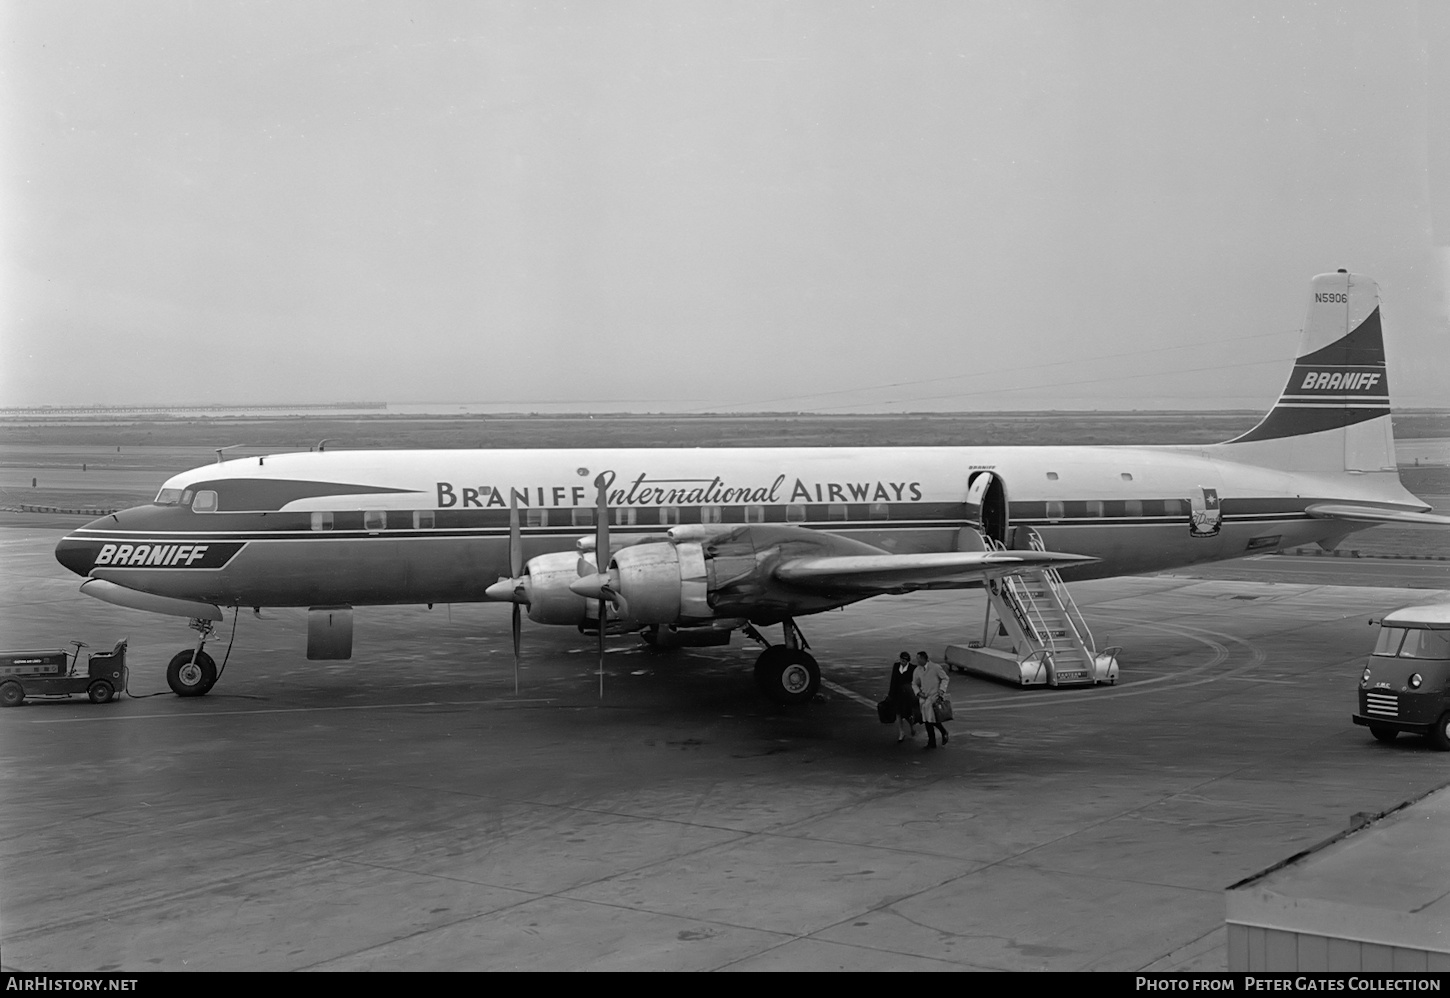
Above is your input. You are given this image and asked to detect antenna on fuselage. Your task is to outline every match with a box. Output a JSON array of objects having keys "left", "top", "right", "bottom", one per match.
[
  {"left": 313, "top": 439, "right": 338, "bottom": 453},
  {"left": 213, "top": 444, "right": 247, "bottom": 465}
]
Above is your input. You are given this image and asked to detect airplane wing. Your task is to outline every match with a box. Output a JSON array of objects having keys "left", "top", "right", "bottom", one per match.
[
  {"left": 774, "top": 549, "right": 1097, "bottom": 596},
  {"left": 1305, "top": 503, "right": 1450, "bottom": 527}
]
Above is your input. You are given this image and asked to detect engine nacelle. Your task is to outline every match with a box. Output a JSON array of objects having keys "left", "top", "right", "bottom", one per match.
[
  {"left": 610, "top": 541, "right": 712, "bottom": 624},
  {"left": 524, "top": 551, "right": 596, "bottom": 626}
]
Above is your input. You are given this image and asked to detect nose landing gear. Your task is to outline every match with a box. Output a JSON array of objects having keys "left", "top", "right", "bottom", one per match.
[{"left": 167, "top": 618, "right": 219, "bottom": 697}]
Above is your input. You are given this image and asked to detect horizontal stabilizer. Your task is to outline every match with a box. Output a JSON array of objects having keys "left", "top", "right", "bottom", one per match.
[
  {"left": 775, "top": 549, "right": 1096, "bottom": 595},
  {"left": 80, "top": 579, "right": 223, "bottom": 620},
  {"left": 1305, "top": 503, "right": 1450, "bottom": 527}
]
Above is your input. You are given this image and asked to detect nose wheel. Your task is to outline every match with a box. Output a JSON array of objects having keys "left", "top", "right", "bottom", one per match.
[{"left": 167, "top": 617, "right": 220, "bottom": 697}]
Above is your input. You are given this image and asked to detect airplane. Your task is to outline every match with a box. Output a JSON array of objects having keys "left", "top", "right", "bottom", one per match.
[{"left": 52, "top": 270, "right": 1450, "bottom": 704}]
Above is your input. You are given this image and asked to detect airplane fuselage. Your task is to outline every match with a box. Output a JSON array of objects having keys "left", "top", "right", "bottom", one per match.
[{"left": 54, "top": 443, "right": 1418, "bottom": 610}]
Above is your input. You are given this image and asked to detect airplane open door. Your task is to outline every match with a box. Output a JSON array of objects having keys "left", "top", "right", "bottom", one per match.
[{"left": 963, "top": 472, "right": 1009, "bottom": 548}]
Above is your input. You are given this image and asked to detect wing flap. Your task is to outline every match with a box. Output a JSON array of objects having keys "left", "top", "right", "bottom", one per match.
[
  {"left": 775, "top": 549, "right": 1097, "bottom": 595},
  {"left": 1305, "top": 503, "right": 1450, "bottom": 527}
]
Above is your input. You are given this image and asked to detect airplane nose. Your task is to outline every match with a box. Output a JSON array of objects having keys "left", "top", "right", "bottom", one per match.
[{"left": 55, "top": 535, "right": 97, "bottom": 577}]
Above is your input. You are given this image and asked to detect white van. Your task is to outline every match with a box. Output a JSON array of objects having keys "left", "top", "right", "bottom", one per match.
[{"left": 1353, "top": 604, "right": 1450, "bottom": 750}]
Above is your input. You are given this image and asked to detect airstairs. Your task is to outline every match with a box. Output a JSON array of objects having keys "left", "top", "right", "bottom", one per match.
[{"left": 946, "top": 527, "right": 1119, "bottom": 687}]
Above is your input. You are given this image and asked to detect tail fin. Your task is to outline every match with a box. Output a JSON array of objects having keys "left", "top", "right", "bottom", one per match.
[{"left": 1217, "top": 271, "right": 1396, "bottom": 473}]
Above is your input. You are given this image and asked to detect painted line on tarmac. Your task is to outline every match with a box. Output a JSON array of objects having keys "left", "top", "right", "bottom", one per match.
[
  {"left": 19, "top": 697, "right": 558, "bottom": 723},
  {"left": 821, "top": 679, "right": 877, "bottom": 708}
]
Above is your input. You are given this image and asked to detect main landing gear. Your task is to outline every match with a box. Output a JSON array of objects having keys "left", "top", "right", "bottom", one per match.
[
  {"left": 167, "top": 617, "right": 219, "bottom": 697},
  {"left": 744, "top": 619, "right": 821, "bottom": 706}
]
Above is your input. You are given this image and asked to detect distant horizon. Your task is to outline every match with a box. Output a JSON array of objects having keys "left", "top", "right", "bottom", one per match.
[{"left": 3, "top": 400, "right": 1449, "bottom": 418}]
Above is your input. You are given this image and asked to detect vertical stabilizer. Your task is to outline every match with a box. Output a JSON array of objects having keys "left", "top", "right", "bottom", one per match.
[{"left": 1218, "top": 271, "right": 1396, "bottom": 473}]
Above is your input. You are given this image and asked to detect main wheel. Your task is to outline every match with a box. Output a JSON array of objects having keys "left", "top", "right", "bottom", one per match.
[
  {"left": 1369, "top": 723, "right": 1398, "bottom": 744},
  {"left": 87, "top": 679, "right": 115, "bottom": 704},
  {"left": 0, "top": 681, "right": 23, "bottom": 708},
  {"left": 167, "top": 650, "right": 217, "bottom": 697},
  {"left": 1429, "top": 712, "right": 1450, "bottom": 752},
  {"left": 753, "top": 646, "right": 820, "bottom": 705}
]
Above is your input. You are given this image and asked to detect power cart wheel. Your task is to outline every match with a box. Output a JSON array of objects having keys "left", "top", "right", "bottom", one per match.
[
  {"left": 167, "top": 650, "right": 217, "bottom": 697},
  {"left": 1368, "top": 723, "right": 1398, "bottom": 744},
  {"left": 0, "top": 681, "right": 23, "bottom": 708},
  {"left": 87, "top": 679, "right": 114, "bottom": 704},
  {"left": 753, "top": 646, "right": 820, "bottom": 706},
  {"left": 1429, "top": 712, "right": 1450, "bottom": 752}
]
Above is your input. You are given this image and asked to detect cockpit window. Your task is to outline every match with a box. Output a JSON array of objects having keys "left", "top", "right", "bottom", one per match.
[
  {"left": 181, "top": 489, "right": 194, "bottom": 506},
  {"left": 154, "top": 488, "right": 184, "bottom": 506},
  {"left": 192, "top": 490, "right": 218, "bottom": 513}
]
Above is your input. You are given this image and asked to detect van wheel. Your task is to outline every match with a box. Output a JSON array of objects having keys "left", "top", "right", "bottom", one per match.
[
  {"left": 1368, "top": 723, "right": 1398, "bottom": 744},
  {"left": 1429, "top": 713, "right": 1450, "bottom": 752},
  {"left": 87, "top": 679, "right": 114, "bottom": 704},
  {"left": 0, "top": 681, "right": 23, "bottom": 708},
  {"left": 167, "top": 650, "right": 217, "bottom": 697}
]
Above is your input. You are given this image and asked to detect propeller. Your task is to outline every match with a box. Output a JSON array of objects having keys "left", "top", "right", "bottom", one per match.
[
  {"left": 509, "top": 489, "right": 523, "bottom": 696},
  {"left": 483, "top": 490, "right": 528, "bottom": 695},
  {"left": 593, "top": 473, "right": 610, "bottom": 700}
]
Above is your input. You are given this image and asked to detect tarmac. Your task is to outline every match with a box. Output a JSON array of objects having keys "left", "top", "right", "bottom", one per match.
[{"left": 2, "top": 512, "right": 1449, "bottom": 971}]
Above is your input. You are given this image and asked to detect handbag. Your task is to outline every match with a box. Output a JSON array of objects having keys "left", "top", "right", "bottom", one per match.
[
  {"left": 933, "top": 694, "right": 954, "bottom": 722},
  {"left": 876, "top": 698, "right": 896, "bottom": 724}
]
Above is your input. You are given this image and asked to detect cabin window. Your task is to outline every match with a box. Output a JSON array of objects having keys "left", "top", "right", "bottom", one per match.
[
  {"left": 1121, "top": 472, "right": 1134, "bottom": 481},
  {"left": 1046, "top": 472, "right": 1059, "bottom": 481},
  {"left": 572, "top": 507, "right": 595, "bottom": 527},
  {"left": 1085, "top": 500, "right": 1104, "bottom": 517},
  {"left": 525, "top": 509, "right": 548, "bottom": 528},
  {"left": 744, "top": 505, "right": 766, "bottom": 524},
  {"left": 1123, "top": 500, "right": 1142, "bottom": 517},
  {"left": 786, "top": 504, "right": 807, "bottom": 523},
  {"left": 364, "top": 510, "right": 386, "bottom": 532},
  {"left": 1399, "top": 628, "right": 1450, "bottom": 660},
  {"left": 614, "top": 508, "right": 638, "bottom": 526},
  {"left": 1163, "top": 499, "right": 1187, "bottom": 516},
  {"left": 192, "top": 490, "right": 218, "bottom": 513},
  {"left": 827, "top": 503, "right": 848, "bottom": 521},
  {"left": 701, "top": 505, "right": 723, "bottom": 524},
  {"left": 1046, "top": 501, "right": 1064, "bottom": 520},
  {"left": 155, "top": 488, "right": 184, "bottom": 506},
  {"left": 868, "top": 503, "right": 890, "bottom": 520},
  {"left": 413, "top": 510, "right": 435, "bottom": 529},
  {"left": 659, "top": 506, "right": 681, "bottom": 526},
  {"left": 311, "top": 511, "right": 334, "bottom": 531}
]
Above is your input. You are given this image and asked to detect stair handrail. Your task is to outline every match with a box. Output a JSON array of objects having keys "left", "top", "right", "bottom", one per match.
[{"left": 1024, "top": 532, "right": 1096, "bottom": 653}]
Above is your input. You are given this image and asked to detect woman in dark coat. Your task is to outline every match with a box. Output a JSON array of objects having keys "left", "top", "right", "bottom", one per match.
[{"left": 887, "top": 651, "right": 919, "bottom": 743}]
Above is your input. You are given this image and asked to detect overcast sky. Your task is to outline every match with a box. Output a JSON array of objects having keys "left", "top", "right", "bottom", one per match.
[{"left": 2, "top": 1, "right": 1447, "bottom": 412}]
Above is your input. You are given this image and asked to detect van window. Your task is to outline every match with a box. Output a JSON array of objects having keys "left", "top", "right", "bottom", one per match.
[
  {"left": 193, "top": 490, "right": 218, "bottom": 513},
  {"left": 1399, "top": 628, "right": 1450, "bottom": 660},
  {"left": 1373, "top": 627, "right": 1406, "bottom": 656}
]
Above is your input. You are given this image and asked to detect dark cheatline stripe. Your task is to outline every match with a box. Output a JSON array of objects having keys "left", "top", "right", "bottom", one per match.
[
  {"left": 1224, "top": 307, "right": 1389, "bottom": 444},
  {"left": 1296, "top": 307, "right": 1383, "bottom": 366},
  {"left": 1225, "top": 401, "right": 1388, "bottom": 443},
  {"left": 188, "top": 478, "right": 423, "bottom": 512}
]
